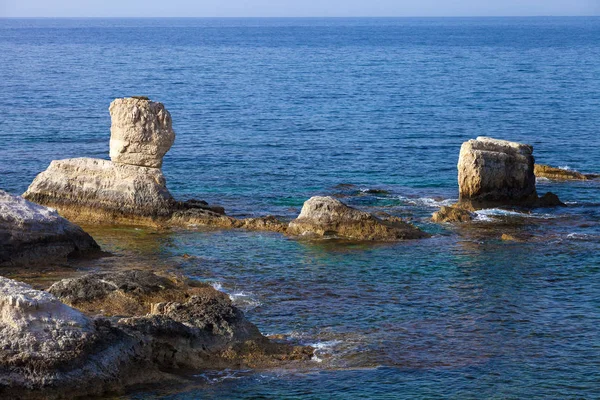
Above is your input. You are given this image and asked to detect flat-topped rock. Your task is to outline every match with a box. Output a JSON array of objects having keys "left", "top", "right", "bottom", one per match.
[
  {"left": 109, "top": 97, "right": 175, "bottom": 168},
  {"left": 287, "top": 196, "right": 428, "bottom": 241},
  {"left": 458, "top": 137, "right": 537, "bottom": 206},
  {"left": 0, "top": 190, "right": 99, "bottom": 266},
  {"left": 23, "top": 157, "right": 175, "bottom": 225}
]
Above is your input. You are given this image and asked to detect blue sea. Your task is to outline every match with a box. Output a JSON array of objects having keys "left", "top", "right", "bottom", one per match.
[{"left": 1, "top": 17, "right": 600, "bottom": 399}]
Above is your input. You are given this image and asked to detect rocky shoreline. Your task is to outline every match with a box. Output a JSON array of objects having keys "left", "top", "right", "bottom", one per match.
[
  {"left": 2, "top": 97, "right": 598, "bottom": 398},
  {"left": 0, "top": 271, "right": 312, "bottom": 399}
]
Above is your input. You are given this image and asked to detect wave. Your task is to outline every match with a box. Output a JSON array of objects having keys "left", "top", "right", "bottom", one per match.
[
  {"left": 397, "top": 196, "right": 457, "bottom": 208},
  {"left": 307, "top": 340, "right": 343, "bottom": 363},
  {"left": 210, "top": 281, "right": 262, "bottom": 311},
  {"left": 473, "top": 208, "right": 557, "bottom": 221}
]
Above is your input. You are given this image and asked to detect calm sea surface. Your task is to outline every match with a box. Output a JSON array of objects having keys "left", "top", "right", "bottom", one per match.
[{"left": 1, "top": 17, "right": 600, "bottom": 399}]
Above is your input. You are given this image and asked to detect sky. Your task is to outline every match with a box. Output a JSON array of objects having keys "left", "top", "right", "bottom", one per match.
[{"left": 1, "top": 0, "right": 599, "bottom": 18}]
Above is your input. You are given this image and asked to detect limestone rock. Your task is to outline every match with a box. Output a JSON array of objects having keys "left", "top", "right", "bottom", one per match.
[
  {"left": 109, "top": 97, "right": 175, "bottom": 168},
  {"left": 287, "top": 196, "right": 429, "bottom": 241},
  {"left": 534, "top": 164, "right": 589, "bottom": 181},
  {"left": 0, "top": 276, "right": 143, "bottom": 399},
  {"left": 50, "top": 271, "right": 313, "bottom": 371},
  {"left": 23, "top": 158, "right": 175, "bottom": 225},
  {"left": 0, "top": 190, "right": 99, "bottom": 266},
  {"left": 431, "top": 205, "right": 474, "bottom": 223},
  {"left": 458, "top": 137, "right": 537, "bottom": 207}
]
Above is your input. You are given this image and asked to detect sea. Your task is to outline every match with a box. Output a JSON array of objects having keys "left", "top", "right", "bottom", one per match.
[{"left": 1, "top": 17, "right": 599, "bottom": 399}]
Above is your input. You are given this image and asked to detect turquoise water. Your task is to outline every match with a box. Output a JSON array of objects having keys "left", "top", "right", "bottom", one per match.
[{"left": 1, "top": 18, "right": 600, "bottom": 399}]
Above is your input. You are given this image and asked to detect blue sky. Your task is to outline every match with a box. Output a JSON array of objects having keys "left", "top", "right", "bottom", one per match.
[{"left": 1, "top": 0, "right": 598, "bottom": 17}]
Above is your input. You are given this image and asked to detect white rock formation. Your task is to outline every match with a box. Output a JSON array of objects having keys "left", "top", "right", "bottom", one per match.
[
  {"left": 0, "top": 190, "right": 99, "bottom": 266},
  {"left": 109, "top": 97, "right": 175, "bottom": 168},
  {"left": 23, "top": 158, "right": 175, "bottom": 224},
  {"left": 457, "top": 137, "right": 537, "bottom": 205}
]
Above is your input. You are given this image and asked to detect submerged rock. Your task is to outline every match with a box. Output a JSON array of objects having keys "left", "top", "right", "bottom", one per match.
[
  {"left": 287, "top": 196, "right": 428, "bottom": 241},
  {"left": 458, "top": 137, "right": 538, "bottom": 207},
  {"left": 0, "top": 190, "right": 99, "bottom": 267},
  {"left": 23, "top": 158, "right": 175, "bottom": 225},
  {"left": 431, "top": 205, "right": 475, "bottom": 223},
  {"left": 109, "top": 97, "right": 175, "bottom": 168},
  {"left": 1, "top": 271, "right": 313, "bottom": 398},
  {"left": 534, "top": 164, "right": 594, "bottom": 181}
]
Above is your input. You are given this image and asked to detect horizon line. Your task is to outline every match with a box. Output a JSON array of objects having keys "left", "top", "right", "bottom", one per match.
[{"left": 1, "top": 15, "right": 598, "bottom": 19}]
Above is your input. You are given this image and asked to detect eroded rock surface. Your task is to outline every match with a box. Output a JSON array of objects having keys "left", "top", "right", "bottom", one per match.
[
  {"left": 109, "top": 97, "right": 175, "bottom": 168},
  {"left": 1, "top": 271, "right": 313, "bottom": 398},
  {"left": 458, "top": 137, "right": 537, "bottom": 207},
  {"left": 23, "top": 158, "right": 175, "bottom": 225},
  {"left": 431, "top": 205, "right": 475, "bottom": 223},
  {"left": 0, "top": 190, "right": 99, "bottom": 266},
  {"left": 0, "top": 276, "right": 143, "bottom": 399},
  {"left": 287, "top": 196, "right": 428, "bottom": 240},
  {"left": 50, "top": 270, "right": 313, "bottom": 370}
]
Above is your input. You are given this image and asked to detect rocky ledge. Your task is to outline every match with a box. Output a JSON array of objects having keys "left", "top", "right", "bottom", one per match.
[
  {"left": 534, "top": 164, "right": 599, "bottom": 181},
  {"left": 0, "top": 190, "right": 99, "bottom": 267},
  {"left": 0, "top": 271, "right": 312, "bottom": 399},
  {"left": 287, "top": 196, "right": 428, "bottom": 240}
]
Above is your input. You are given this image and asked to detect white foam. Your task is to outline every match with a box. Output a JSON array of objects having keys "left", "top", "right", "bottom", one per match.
[
  {"left": 474, "top": 208, "right": 556, "bottom": 222},
  {"left": 210, "top": 281, "right": 223, "bottom": 291},
  {"left": 566, "top": 233, "right": 589, "bottom": 240},
  {"left": 308, "top": 340, "right": 342, "bottom": 363},
  {"left": 558, "top": 165, "right": 573, "bottom": 171},
  {"left": 398, "top": 196, "right": 457, "bottom": 208}
]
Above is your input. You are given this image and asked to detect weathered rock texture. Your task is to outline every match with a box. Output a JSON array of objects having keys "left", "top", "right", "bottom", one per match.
[
  {"left": 287, "top": 196, "right": 428, "bottom": 241},
  {"left": 431, "top": 206, "right": 474, "bottom": 223},
  {"left": 109, "top": 97, "right": 175, "bottom": 168},
  {"left": 50, "top": 270, "right": 312, "bottom": 370},
  {"left": 534, "top": 164, "right": 597, "bottom": 181},
  {"left": 0, "top": 190, "right": 99, "bottom": 266},
  {"left": 1, "top": 271, "right": 312, "bottom": 398},
  {"left": 458, "top": 137, "right": 538, "bottom": 206},
  {"left": 23, "top": 158, "right": 175, "bottom": 225},
  {"left": 0, "top": 276, "right": 144, "bottom": 399}
]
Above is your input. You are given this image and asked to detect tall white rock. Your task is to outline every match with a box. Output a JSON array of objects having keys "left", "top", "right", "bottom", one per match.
[{"left": 109, "top": 97, "right": 175, "bottom": 168}]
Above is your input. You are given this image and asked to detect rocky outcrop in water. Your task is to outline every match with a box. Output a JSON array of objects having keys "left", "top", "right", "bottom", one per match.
[
  {"left": 431, "top": 205, "right": 474, "bottom": 223},
  {"left": 1, "top": 271, "right": 312, "bottom": 399},
  {"left": 287, "top": 196, "right": 428, "bottom": 240},
  {"left": 534, "top": 164, "right": 598, "bottom": 181},
  {"left": 23, "top": 158, "right": 175, "bottom": 225},
  {"left": 433, "top": 137, "right": 566, "bottom": 223},
  {"left": 109, "top": 97, "right": 175, "bottom": 168},
  {"left": 458, "top": 137, "right": 538, "bottom": 207},
  {"left": 0, "top": 190, "right": 99, "bottom": 267},
  {"left": 23, "top": 98, "right": 230, "bottom": 227}
]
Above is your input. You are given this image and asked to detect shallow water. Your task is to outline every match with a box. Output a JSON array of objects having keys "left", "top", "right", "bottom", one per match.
[{"left": 1, "top": 17, "right": 600, "bottom": 399}]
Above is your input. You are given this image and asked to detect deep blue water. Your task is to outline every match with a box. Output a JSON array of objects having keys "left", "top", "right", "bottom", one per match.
[{"left": 1, "top": 17, "right": 600, "bottom": 399}]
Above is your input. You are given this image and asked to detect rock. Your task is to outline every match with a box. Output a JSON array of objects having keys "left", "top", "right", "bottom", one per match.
[
  {"left": 23, "top": 158, "right": 175, "bottom": 225},
  {"left": 240, "top": 216, "right": 288, "bottom": 233},
  {"left": 431, "top": 205, "right": 475, "bottom": 223},
  {"left": 458, "top": 137, "right": 538, "bottom": 207},
  {"left": 0, "top": 276, "right": 144, "bottom": 399},
  {"left": 534, "top": 164, "right": 590, "bottom": 181},
  {"left": 287, "top": 196, "right": 429, "bottom": 240},
  {"left": 536, "top": 192, "right": 566, "bottom": 207},
  {"left": 109, "top": 97, "right": 175, "bottom": 168},
  {"left": 0, "top": 190, "right": 99, "bottom": 267},
  {"left": 501, "top": 233, "right": 522, "bottom": 242},
  {"left": 50, "top": 271, "right": 313, "bottom": 371}
]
